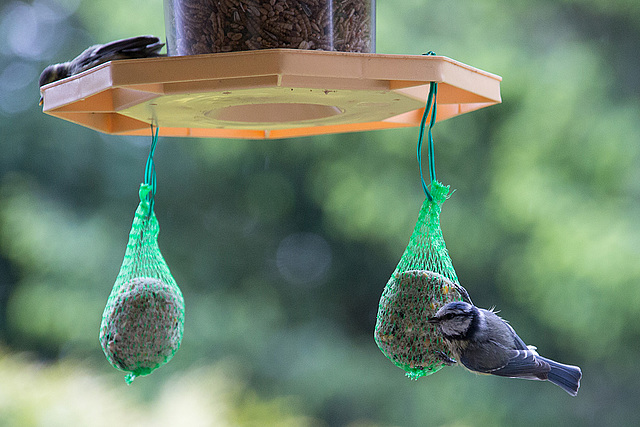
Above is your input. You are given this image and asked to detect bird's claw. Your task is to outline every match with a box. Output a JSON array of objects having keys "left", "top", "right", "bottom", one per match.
[{"left": 435, "top": 351, "right": 457, "bottom": 365}]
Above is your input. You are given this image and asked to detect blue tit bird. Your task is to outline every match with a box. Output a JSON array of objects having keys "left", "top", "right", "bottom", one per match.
[
  {"left": 428, "top": 301, "right": 582, "bottom": 396},
  {"left": 39, "top": 35, "right": 165, "bottom": 104}
]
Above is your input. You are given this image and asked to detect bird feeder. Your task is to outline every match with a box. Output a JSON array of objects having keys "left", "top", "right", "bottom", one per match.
[
  {"left": 39, "top": 1, "right": 501, "bottom": 138},
  {"left": 39, "top": 1, "right": 505, "bottom": 383}
]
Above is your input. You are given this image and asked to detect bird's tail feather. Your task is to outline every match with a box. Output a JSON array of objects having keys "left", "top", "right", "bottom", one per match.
[{"left": 539, "top": 356, "right": 582, "bottom": 396}]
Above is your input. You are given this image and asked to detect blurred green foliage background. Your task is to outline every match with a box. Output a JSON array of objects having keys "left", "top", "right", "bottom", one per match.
[{"left": 1, "top": 0, "right": 640, "bottom": 425}]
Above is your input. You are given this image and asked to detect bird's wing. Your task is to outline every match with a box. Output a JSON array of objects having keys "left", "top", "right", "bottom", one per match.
[
  {"left": 488, "top": 348, "right": 551, "bottom": 380},
  {"left": 459, "top": 340, "right": 550, "bottom": 380},
  {"left": 76, "top": 36, "right": 164, "bottom": 69},
  {"left": 92, "top": 36, "right": 162, "bottom": 57},
  {"left": 458, "top": 340, "right": 512, "bottom": 373},
  {"left": 505, "top": 323, "right": 529, "bottom": 350}
]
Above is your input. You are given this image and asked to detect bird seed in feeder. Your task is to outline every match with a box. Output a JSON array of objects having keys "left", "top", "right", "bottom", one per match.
[{"left": 165, "top": 0, "right": 374, "bottom": 55}]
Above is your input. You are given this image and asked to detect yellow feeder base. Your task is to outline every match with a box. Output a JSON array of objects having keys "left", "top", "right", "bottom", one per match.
[{"left": 40, "top": 49, "right": 501, "bottom": 139}]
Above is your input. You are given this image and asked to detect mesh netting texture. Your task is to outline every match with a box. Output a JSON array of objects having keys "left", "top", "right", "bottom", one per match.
[
  {"left": 374, "top": 181, "right": 470, "bottom": 379},
  {"left": 100, "top": 184, "right": 185, "bottom": 384}
]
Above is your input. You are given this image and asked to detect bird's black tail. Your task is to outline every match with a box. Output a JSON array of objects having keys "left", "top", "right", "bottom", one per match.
[{"left": 539, "top": 356, "right": 582, "bottom": 396}]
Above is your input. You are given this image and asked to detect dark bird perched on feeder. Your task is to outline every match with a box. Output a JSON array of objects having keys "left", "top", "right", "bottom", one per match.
[
  {"left": 428, "top": 301, "right": 582, "bottom": 396},
  {"left": 39, "top": 35, "right": 165, "bottom": 105}
]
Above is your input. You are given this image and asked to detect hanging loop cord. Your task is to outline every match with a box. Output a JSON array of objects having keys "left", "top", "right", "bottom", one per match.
[
  {"left": 140, "top": 125, "right": 159, "bottom": 216},
  {"left": 417, "top": 52, "right": 439, "bottom": 201}
]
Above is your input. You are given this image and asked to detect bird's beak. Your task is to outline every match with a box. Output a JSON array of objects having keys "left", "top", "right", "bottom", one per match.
[
  {"left": 427, "top": 316, "right": 439, "bottom": 324},
  {"left": 39, "top": 95, "right": 44, "bottom": 106}
]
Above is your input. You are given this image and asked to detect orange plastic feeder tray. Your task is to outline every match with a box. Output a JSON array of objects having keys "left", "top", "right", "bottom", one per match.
[{"left": 40, "top": 49, "right": 501, "bottom": 139}]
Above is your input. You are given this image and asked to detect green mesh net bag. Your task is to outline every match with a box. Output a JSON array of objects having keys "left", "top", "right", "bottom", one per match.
[
  {"left": 374, "top": 78, "right": 471, "bottom": 379},
  {"left": 374, "top": 181, "right": 470, "bottom": 378},
  {"left": 99, "top": 129, "right": 185, "bottom": 384}
]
